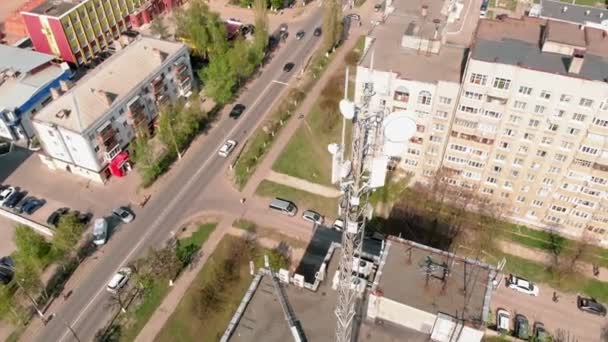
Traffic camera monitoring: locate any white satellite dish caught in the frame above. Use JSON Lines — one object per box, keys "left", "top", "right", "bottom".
{"left": 382, "top": 111, "right": 417, "bottom": 157}
{"left": 339, "top": 99, "right": 356, "bottom": 120}
{"left": 327, "top": 143, "right": 340, "bottom": 155}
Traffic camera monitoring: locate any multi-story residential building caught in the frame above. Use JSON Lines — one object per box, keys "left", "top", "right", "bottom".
{"left": 21, "top": 0, "right": 183, "bottom": 65}
{"left": 0, "top": 44, "right": 72, "bottom": 142}
{"left": 447, "top": 16, "right": 608, "bottom": 242}
{"left": 32, "top": 36, "right": 193, "bottom": 183}
{"left": 356, "top": 0, "right": 477, "bottom": 180}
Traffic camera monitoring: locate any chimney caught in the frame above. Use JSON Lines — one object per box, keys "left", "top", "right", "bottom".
{"left": 562, "top": 5, "right": 568, "bottom": 12}
{"left": 91, "top": 88, "right": 113, "bottom": 106}
{"left": 152, "top": 48, "right": 165, "bottom": 63}
{"left": 569, "top": 50, "right": 585, "bottom": 74}
{"left": 50, "top": 87, "right": 62, "bottom": 100}
{"left": 421, "top": 5, "right": 428, "bottom": 17}
{"left": 59, "top": 79, "right": 73, "bottom": 92}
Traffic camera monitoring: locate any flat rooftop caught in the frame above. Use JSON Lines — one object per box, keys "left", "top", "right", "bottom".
{"left": 377, "top": 237, "right": 492, "bottom": 326}
{"left": 33, "top": 37, "right": 186, "bottom": 133}
{"left": 539, "top": 0, "right": 608, "bottom": 25}
{"left": 28, "top": 0, "right": 79, "bottom": 17}
{"left": 229, "top": 250, "right": 340, "bottom": 341}
{"left": 473, "top": 17, "right": 608, "bottom": 82}
{"left": 360, "top": 0, "right": 474, "bottom": 83}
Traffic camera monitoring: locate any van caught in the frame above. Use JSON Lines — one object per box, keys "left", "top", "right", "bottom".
{"left": 93, "top": 218, "right": 108, "bottom": 246}
{"left": 269, "top": 198, "right": 297, "bottom": 216}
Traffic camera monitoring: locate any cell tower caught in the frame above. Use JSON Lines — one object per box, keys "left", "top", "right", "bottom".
{"left": 330, "top": 58, "right": 416, "bottom": 342}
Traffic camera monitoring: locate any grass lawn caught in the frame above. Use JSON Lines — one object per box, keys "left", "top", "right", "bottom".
{"left": 255, "top": 180, "right": 339, "bottom": 218}
{"left": 496, "top": 251, "right": 608, "bottom": 303}
{"left": 179, "top": 223, "right": 217, "bottom": 246}
{"left": 154, "top": 236, "right": 265, "bottom": 342}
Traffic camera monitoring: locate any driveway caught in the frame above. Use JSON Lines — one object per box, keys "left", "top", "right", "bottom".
{"left": 491, "top": 281, "right": 607, "bottom": 341}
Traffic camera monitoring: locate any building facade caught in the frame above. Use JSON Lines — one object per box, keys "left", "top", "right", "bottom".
{"left": 32, "top": 37, "right": 193, "bottom": 183}
{"left": 0, "top": 44, "right": 72, "bottom": 142}
{"left": 21, "top": 0, "right": 183, "bottom": 65}
{"left": 357, "top": 9, "right": 608, "bottom": 243}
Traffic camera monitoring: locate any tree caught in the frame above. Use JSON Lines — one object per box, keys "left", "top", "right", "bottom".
{"left": 253, "top": 0, "right": 269, "bottom": 53}
{"left": 201, "top": 56, "right": 237, "bottom": 103}
{"left": 0, "top": 284, "right": 25, "bottom": 324}
{"left": 131, "top": 133, "right": 160, "bottom": 181}
{"left": 270, "top": 0, "right": 283, "bottom": 11}
{"left": 150, "top": 17, "right": 169, "bottom": 39}
{"left": 322, "top": 0, "right": 343, "bottom": 50}
{"left": 52, "top": 213, "right": 86, "bottom": 259}
{"left": 174, "top": 0, "right": 228, "bottom": 59}
{"left": 145, "top": 246, "right": 182, "bottom": 280}
{"left": 13, "top": 225, "right": 52, "bottom": 269}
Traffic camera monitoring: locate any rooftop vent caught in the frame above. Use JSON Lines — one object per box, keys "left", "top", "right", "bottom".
{"left": 562, "top": 5, "right": 568, "bottom": 12}
{"left": 585, "top": 9, "right": 591, "bottom": 16}
{"left": 55, "top": 109, "right": 70, "bottom": 119}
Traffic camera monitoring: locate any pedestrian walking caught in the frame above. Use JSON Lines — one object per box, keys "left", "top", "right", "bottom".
{"left": 552, "top": 291, "right": 559, "bottom": 303}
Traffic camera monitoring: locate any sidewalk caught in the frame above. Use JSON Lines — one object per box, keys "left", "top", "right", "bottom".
{"left": 497, "top": 240, "right": 608, "bottom": 282}
{"left": 266, "top": 170, "right": 341, "bottom": 197}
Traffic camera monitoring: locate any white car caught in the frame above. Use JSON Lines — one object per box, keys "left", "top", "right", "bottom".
{"left": 218, "top": 139, "right": 237, "bottom": 157}
{"left": 496, "top": 309, "right": 510, "bottom": 333}
{"left": 107, "top": 267, "right": 132, "bottom": 293}
{"left": 333, "top": 219, "right": 344, "bottom": 231}
{"left": 302, "top": 210, "right": 323, "bottom": 225}
{"left": 0, "top": 187, "right": 15, "bottom": 206}
{"left": 92, "top": 218, "right": 108, "bottom": 246}
{"left": 506, "top": 274, "right": 539, "bottom": 296}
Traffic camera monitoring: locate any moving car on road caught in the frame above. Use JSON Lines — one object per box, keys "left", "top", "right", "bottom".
{"left": 0, "top": 187, "right": 15, "bottom": 206}
{"left": 514, "top": 314, "right": 529, "bottom": 340}
{"left": 283, "top": 62, "right": 295, "bottom": 72}
{"left": 107, "top": 267, "right": 132, "bottom": 293}
{"left": 92, "top": 218, "right": 108, "bottom": 246}
{"left": 296, "top": 30, "right": 305, "bottom": 40}
{"left": 302, "top": 210, "right": 323, "bottom": 225}
{"left": 496, "top": 309, "right": 510, "bottom": 334}
{"left": 218, "top": 139, "right": 238, "bottom": 157}
{"left": 229, "top": 104, "right": 246, "bottom": 119}
{"left": 506, "top": 274, "right": 539, "bottom": 296}
{"left": 577, "top": 296, "right": 607, "bottom": 316}
{"left": 113, "top": 207, "right": 134, "bottom": 223}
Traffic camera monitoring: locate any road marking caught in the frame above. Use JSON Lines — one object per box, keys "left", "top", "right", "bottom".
{"left": 58, "top": 82, "right": 280, "bottom": 342}
{"left": 272, "top": 80, "right": 289, "bottom": 86}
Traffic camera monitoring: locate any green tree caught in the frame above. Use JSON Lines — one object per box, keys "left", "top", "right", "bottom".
{"left": 200, "top": 56, "right": 237, "bottom": 103}
{"left": 174, "top": 0, "right": 228, "bottom": 59}
{"left": 52, "top": 213, "right": 86, "bottom": 259}
{"left": 270, "top": 0, "right": 283, "bottom": 10}
{"left": 13, "top": 225, "right": 52, "bottom": 268}
{"left": 131, "top": 133, "right": 160, "bottom": 182}
{"left": 145, "top": 246, "right": 182, "bottom": 279}
{"left": 150, "top": 17, "right": 169, "bottom": 39}
{"left": 267, "top": 249, "right": 289, "bottom": 270}
{"left": 0, "top": 284, "right": 24, "bottom": 323}
{"left": 322, "top": 0, "right": 343, "bottom": 50}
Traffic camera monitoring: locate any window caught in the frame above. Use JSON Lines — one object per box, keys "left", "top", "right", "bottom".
{"left": 436, "top": 96, "right": 451, "bottom": 105}
{"left": 567, "top": 127, "right": 580, "bottom": 135}
{"left": 601, "top": 100, "right": 608, "bottom": 111}
{"left": 534, "top": 105, "right": 546, "bottom": 114}
{"left": 509, "top": 115, "right": 522, "bottom": 123}
{"left": 495, "top": 154, "right": 506, "bottom": 162}
{"left": 516, "top": 195, "right": 526, "bottom": 203}
{"left": 482, "top": 188, "right": 495, "bottom": 195}
{"left": 540, "top": 90, "right": 551, "bottom": 100}
{"left": 435, "top": 110, "right": 448, "bottom": 118}
{"left": 523, "top": 133, "right": 534, "bottom": 141}
{"left": 433, "top": 124, "right": 445, "bottom": 131}
{"left": 553, "top": 109, "right": 565, "bottom": 118}
{"left": 469, "top": 73, "right": 488, "bottom": 85}
{"left": 459, "top": 105, "right": 479, "bottom": 114}
{"left": 560, "top": 141, "right": 573, "bottom": 150}
{"left": 450, "top": 144, "right": 468, "bottom": 152}
{"left": 482, "top": 110, "right": 502, "bottom": 119}
{"left": 542, "top": 177, "right": 554, "bottom": 185}
{"left": 536, "top": 150, "right": 547, "bottom": 157}
{"left": 393, "top": 90, "right": 409, "bottom": 102}
{"left": 549, "top": 166, "right": 561, "bottom": 174}
{"left": 417, "top": 91, "right": 432, "bottom": 105}
{"left": 493, "top": 165, "right": 502, "bottom": 173}
{"left": 499, "top": 141, "right": 510, "bottom": 149}
{"left": 528, "top": 119, "right": 540, "bottom": 128}
{"left": 554, "top": 154, "right": 567, "bottom": 162}
{"left": 593, "top": 117, "right": 608, "bottom": 127}
{"left": 429, "top": 135, "right": 442, "bottom": 143}
{"left": 464, "top": 91, "right": 483, "bottom": 100}
{"left": 518, "top": 86, "right": 532, "bottom": 95}
{"left": 486, "top": 177, "right": 497, "bottom": 184}
{"left": 580, "top": 145, "right": 599, "bottom": 155}
{"left": 560, "top": 94, "right": 572, "bottom": 103}
{"left": 541, "top": 137, "right": 553, "bottom": 145}
{"left": 469, "top": 161, "right": 484, "bottom": 168}
{"left": 532, "top": 200, "right": 544, "bottom": 207}
{"left": 503, "top": 128, "right": 516, "bottom": 137}
{"left": 513, "top": 101, "right": 527, "bottom": 110}
{"left": 407, "top": 148, "right": 421, "bottom": 155}
{"left": 513, "top": 158, "right": 524, "bottom": 166}
{"left": 504, "top": 181, "right": 513, "bottom": 189}
{"left": 511, "top": 170, "right": 520, "bottom": 177}
{"left": 551, "top": 205, "right": 567, "bottom": 213}
{"left": 579, "top": 98, "right": 594, "bottom": 107}
{"left": 572, "top": 113, "right": 587, "bottom": 122}
{"left": 548, "top": 123, "right": 559, "bottom": 131}
{"left": 493, "top": 77, "right": 511, "bottom": 90}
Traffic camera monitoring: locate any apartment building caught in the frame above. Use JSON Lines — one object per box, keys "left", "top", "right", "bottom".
{"left": 0, "top": 44, "right": 72, "bottom": 142}
{"left": 445, "top": 16, "right": 608, "bottom": 242}
{"left": 32, "top": 37, "right": 193, "bottom": 183}
{"left": 21, "top": 0, "right": 183, "bottom": 65}
{"left": 355, "top": 0, "right": 476, "bottom": 180}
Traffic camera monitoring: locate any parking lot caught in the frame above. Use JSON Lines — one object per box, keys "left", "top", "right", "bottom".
{"left": 492, "top": 279, "right": 607, "bottom": 341}
{"left": 0, "top": 146, "right": 141, "bottom": 232}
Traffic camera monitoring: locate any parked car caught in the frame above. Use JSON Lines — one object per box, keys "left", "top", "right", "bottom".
{"left": 0, "top": 256, "right": 14, "bottom": 285}
{"left": 112, "top": 207, "right": 134, "bottom": 223}
{"left": 106, "top": 267, "right": 132, "bottom": 293}
{"left": 4, "top": 191, "right": 25, "bottom": 209}
{"left": 496, "top": 309, "right": 510, "bottom": 334}
{"left": 283, "top": 62, "right": 295, "bottom": 72}
{"left": 577, "top": 296, "right": 607, "bottom": 316}
{"left": 21, "top": 198, "right": 44, "bottom": 215}
{"left": 0, "top": 187, "right": 15, "bottom": 206}
{"left": 269, "top": 198, "right": 297, "bottom": 216}
{"left": 533, "top": 322, "right": 550, "bottom": 342}
{"left": 333, "top": 219, "right": 344, "bottom": 231}
{"left": 229, "top": 104, "right": 246, "bottom": 119}
{"left": 73, "top": 211, "right": 93, "bottom": 225}
{"left": 302, "top": 210, "right": 323, "bottom": 225}
{"left": 296, "top": 30, "right": 305, "bottom": 40}
{"left": 218, "top": 139, "right": 238, "bottom": 157}
{"left": 313, "top": 27, "right": 322, "bottom": 36}
{"left": 47, "top": 207, "right": 69, "bottom": 227}
{"left": 506, "top": 274, "right": 539, "bottom": 296}
{"left": 514, "top": 314, "right": 529, "bottom": 340}
{"left": 92, "top": 218, "right": 108, "bottom": 246}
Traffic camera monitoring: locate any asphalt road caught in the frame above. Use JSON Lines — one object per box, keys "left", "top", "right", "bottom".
{"left": 38, "top": 11, "right": 323, "bottom": 342}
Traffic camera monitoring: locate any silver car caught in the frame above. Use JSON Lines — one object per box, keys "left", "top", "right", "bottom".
{"left": 302, "top": 210, "right": 323, "bottom": 225}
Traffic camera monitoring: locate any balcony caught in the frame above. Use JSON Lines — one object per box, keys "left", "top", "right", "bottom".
{"left": 103, "top": 144, "right": 121, "bottom": 162}
{"left": 96, "top": 122, "right": 118, "bottom": 148}
{"left": 173, "top": 62, "right": 188, "bottom": 76}
{"left": 152, "top": 75, "right": 164, "bottom": 95}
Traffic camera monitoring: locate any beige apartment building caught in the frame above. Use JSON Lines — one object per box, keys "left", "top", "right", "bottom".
{"left": 357, "top": 0, "right": 608, "bottom": 244}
